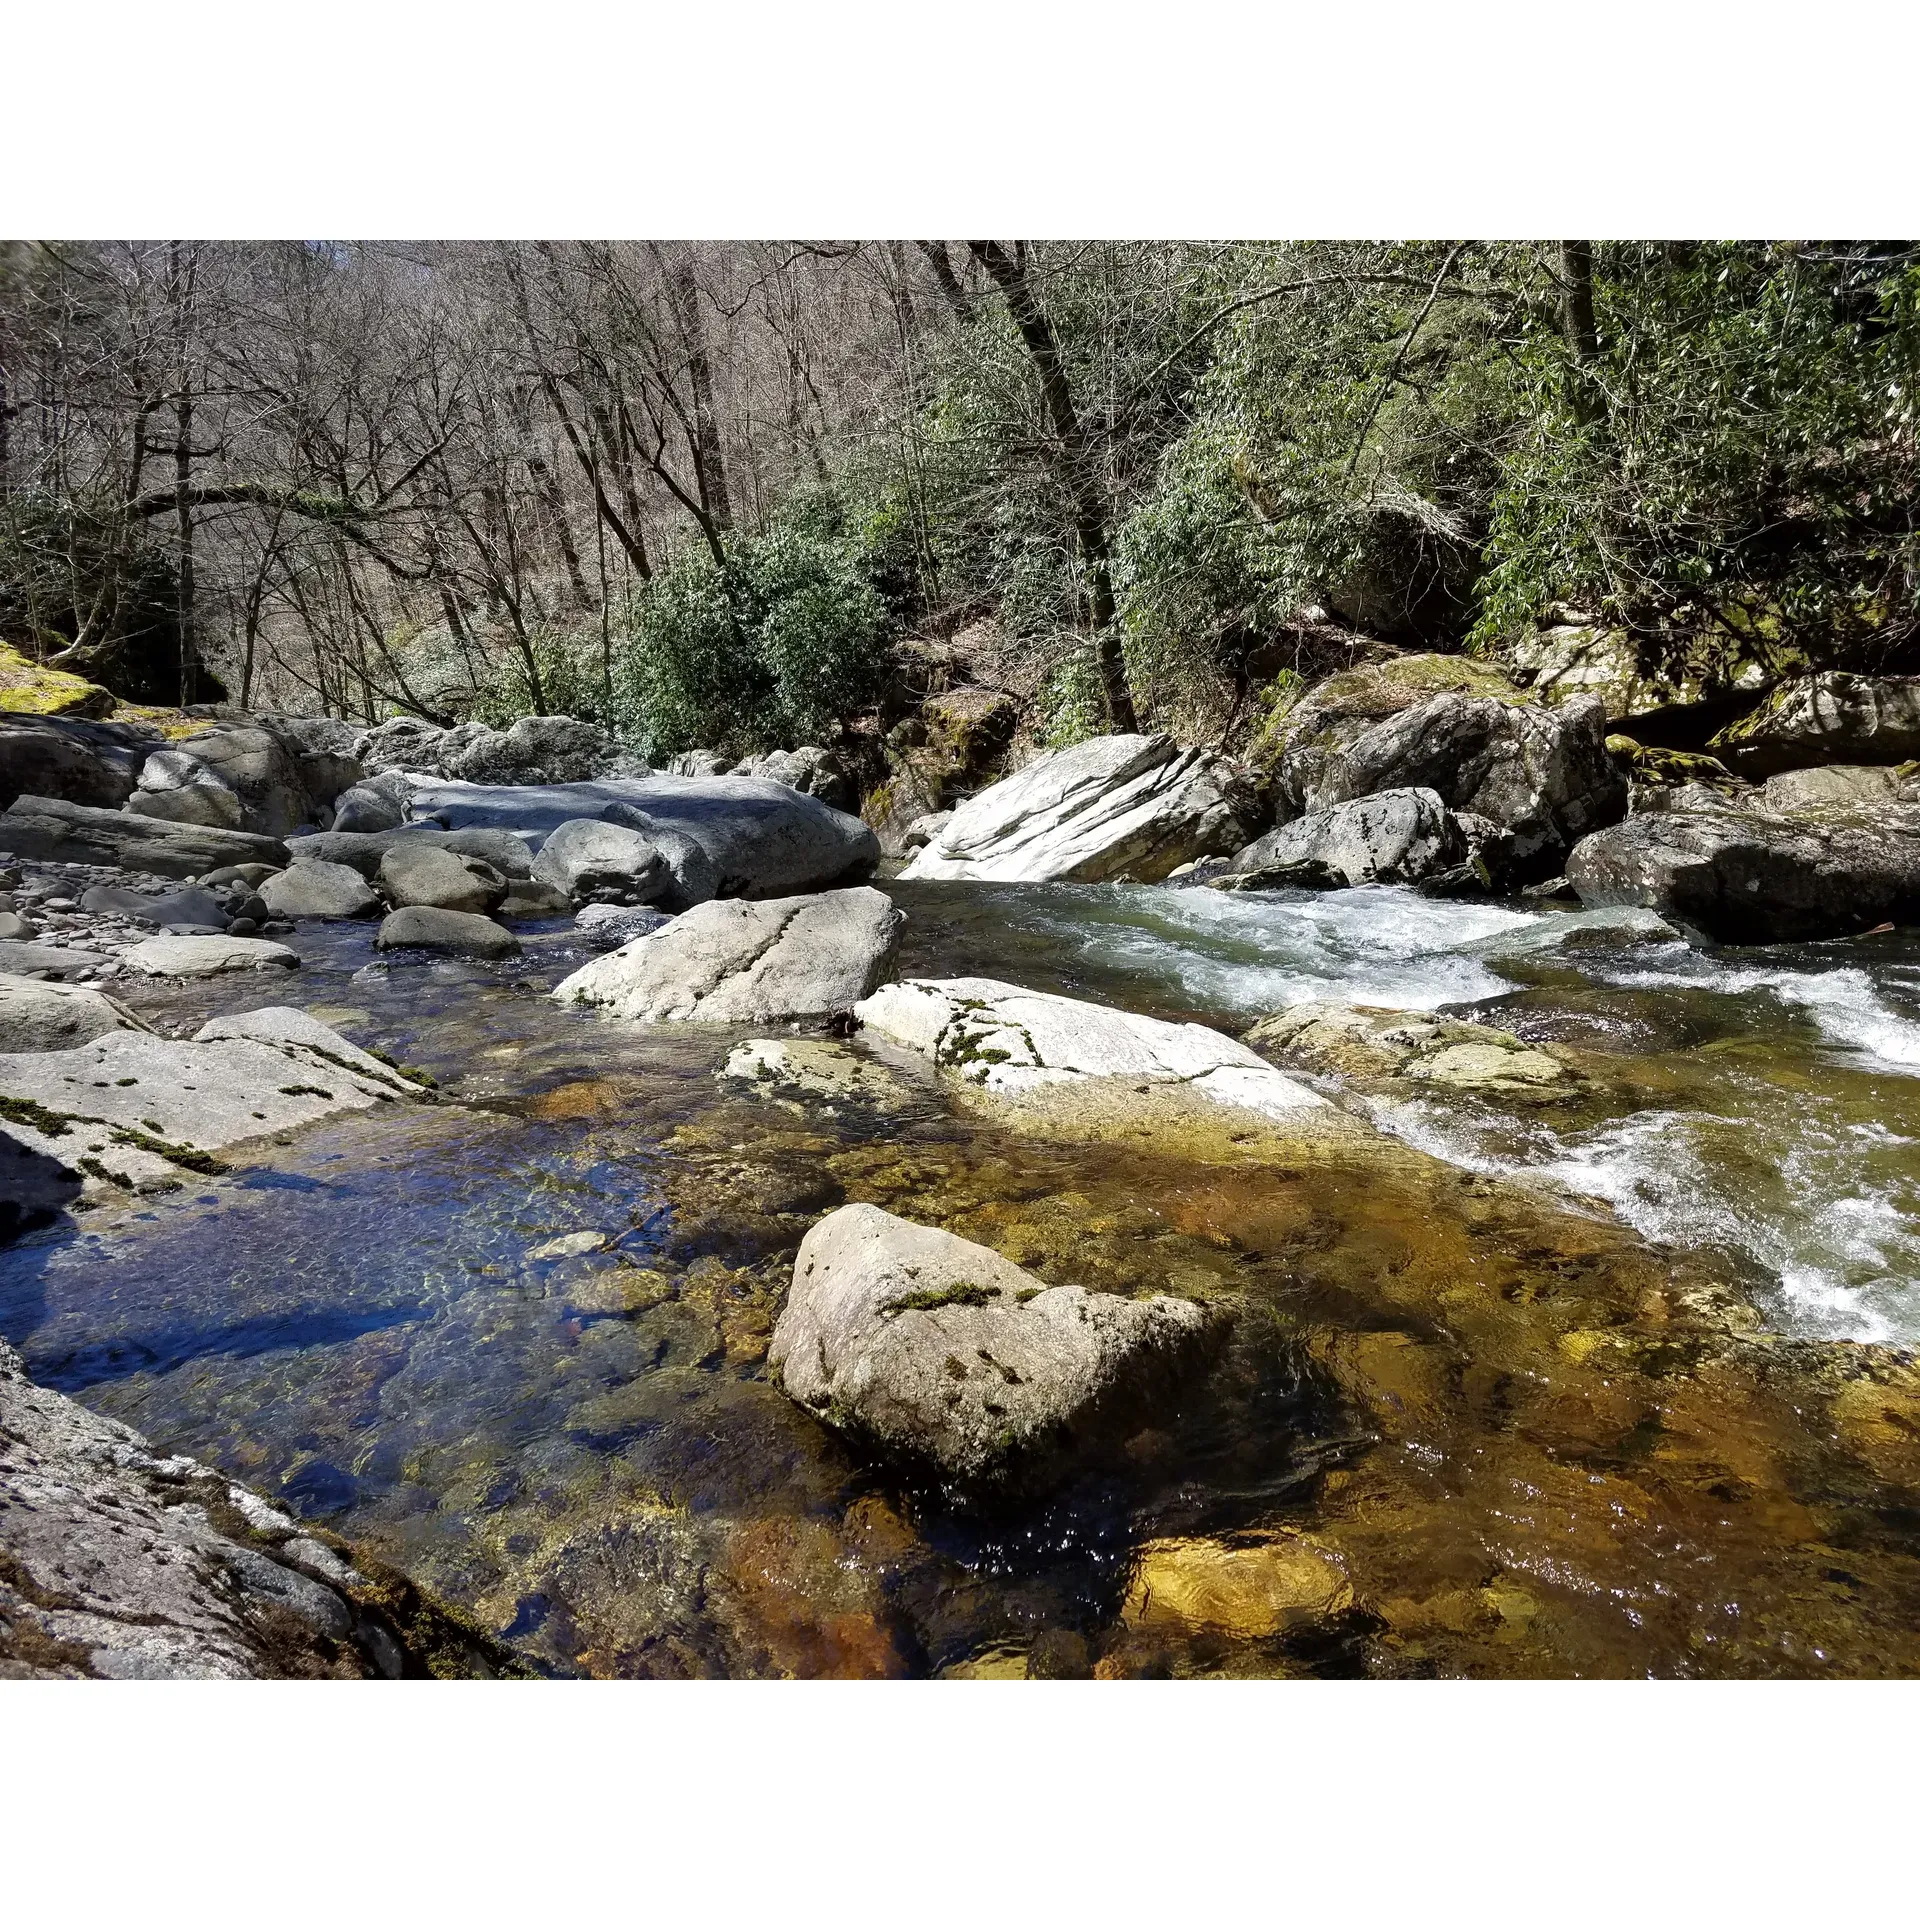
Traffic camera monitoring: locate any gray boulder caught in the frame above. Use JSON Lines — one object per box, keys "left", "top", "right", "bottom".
{"left": 666, "top": 749, "right": 732, "bottom": 777}
{"left": 1287, "top": 691, "right": 1625, "bottom": 883}
{"left": 0, "top": 940, "right": 115, "bottom": 979}
{"left": 0, "top": 712, "right": 155, "bottom": 810}
{"left": 126, "top": 746, "right": 249, "bottom": 831}
{"left": 1567, "top": 792, "right": 1920, "bottom": 942}
{"left": 330, "top": 782, "right": 406, "bottom": 833}
{"left": 901, "top": 809, "right": 952, "bottom": 852}
{"left": 596, "top": 802, "right": 722, "bottom": 908}
{"left": 408, "top": 774, "right": 879, "bottom": 900}
{"left": 730, "top": 745, "right": 857, "bottom": 814}
{"left": 440, "top": 826, "right": 534, "bottom": 879}
{"left": 902, "top": 733, "right": 1260, "bottom": 884}
{"left": 499, "top": 879, "right": 573, "bottom": 918}
{"left": 287, "top": 825, "right": 448, "bottom": 876}
{"left": 770, "top": 1203, "right": 1214, "bottom": 1495}
{"left": 1759, "top": 764, "right": 1906, "bottom": 812}
{"left": 530, "top": 817, "right": 670, "bottom": 906}
{"left": 124, "top": 723, "right": 333, "bottom": 838}
{"left": 375, "top": 906, "right": 520, "bottom": 959}
{"left": 1711, "top": 672, "right": 1920, "bottom": 778}
{"left": 79, "top": 882, "right": 227, "bottom": 927}
{"left": 553, "top": 885, "right": 902, "bottom": 1025}
{"left": 0, "top": 975, "right": 150, "bottom": 1052}
{"left": 378, "top": 840, "right": 506, "bottom": 914}
{"left": 0, "top": 794, "right": 287, "bottom": 879}
{"left": 1221, "top": 786, "right": 1465, "bottom": 890}
{"left": 259, "top": 860, "right": 380, "bottom": 920}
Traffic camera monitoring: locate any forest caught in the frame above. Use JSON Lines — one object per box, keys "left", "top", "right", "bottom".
{"left": 4, "top": 239, "right": 1917, "bottom": 774}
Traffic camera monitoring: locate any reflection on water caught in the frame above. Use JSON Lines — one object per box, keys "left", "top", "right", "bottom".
{"left": 5, "top": 885, "right": 1920, "bottom": 1677}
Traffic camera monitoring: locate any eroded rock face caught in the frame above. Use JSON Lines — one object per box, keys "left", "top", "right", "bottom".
{"left": 1567, "top": 793, "right": 1920, "bottom": 943}
{"left": 355, "top": 714, "right": 634, "bottom": 786}
{"left": 0, "top": 975, "right": 150, "bottom": 1053}
{"left": 853, "top": 977, "right": 1331, "bottom": 1123}
{"left": 404, "top": 775, "right": 881, "bottom": 900}
{"left": 0, "top": 794, "right": 287, "bottom": 879}
{"left": 1289, "top": 692, "right": 1626, "bottom": 882}
{"left": 125, "top": 722, "right": 354, "bottom": 840}
{"left": 554, "top": 887, "right": 902, "bottom": 1025}
{"left": 1221, "top": 787, "right": 1465, "bottom": 890}
{"left": 901, "top": 733, "right": 1261, "bottom": 884}
{"left": 1712, "top": 672, "right": 1920, "bottom": 777}
{"left": 769, "top": 1203, "right": 1214, "bottom": 1495}
{"left": 0, "top": 1337, "right": 514, "bottom": 1678}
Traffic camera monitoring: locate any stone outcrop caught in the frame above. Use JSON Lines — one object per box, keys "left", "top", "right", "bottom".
{"left": 0, "top": 794, "right": 287, "bottom": 879}
{"left": 1711, "top": 672, "right": 1920, "bottom": 778}
{"left": 0, "top": 640, "right": 117, "bottom": 720}
{"left": 901, "top": 733, "right": 1261, "bottom": 884}
{"left": 374, "top": 905, "right": 521, "bottom": 959}
{"left": 853, "top": 976, "right": 1332, "bottom": 1123}
{"left": 124, "top": 720, "right": 361, "bottom": 839}
{"left": 0, "top": 1337, "right": 516, "bottom": 1678}
{"left": 1285, "top": 691, "right": 1626, "bottom": 883}
{"left": 407, "top": 774, "right": 881, "bottom": 900}
{"left": 554, "top": 886, "right": 902, "bottom": 1025}
{"left": 769, "top": 1203, "right": 1214, "bottom": 1496}
{"left": 0, "top": 712, "right": 155, "bottom": 810}
{"left": 728, "top": 746, "right": 857, "bottom": 814}
{"left": 864, "top": 688, "right": 1018, "bottom": 856}
{"left": 356, "top": 713, "right": 636, "bottom": 785}
{"left": 1567, "top": 791, "right": 1920, "bottom": 943}
{"left": 1219, "top": 787, "right": 1466, "bottom": 890}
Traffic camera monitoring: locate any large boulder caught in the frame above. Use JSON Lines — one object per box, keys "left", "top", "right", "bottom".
{"left": 1286, "top": 691, "right": 1625, "bottom": 882}
{"left": 329, "top": 782, "right": 406, "bottom": 834}
{"left": 0, "top": 794, "right": 287, "bottom": 879}
{"left": 0, "top": 975, "right": 150, "bottom": 1053}
{"left": 405, "top": 774, "right": 881, "bottom": 899}
{"left": 900, "top": 733, "right": 1261, "bottom": 884}
{"left": 1245, "top": 1002, "right": 1578, "bottom": 1103}
{"left": 1566, "top": 791, "right": 1920, "bottom": 943}
{"left": 529, "top": 818, "right": 671, "bottom": 906}
{"left": 0, "top": 711, "right": 155, "bottom": 809}
{"left": 853, "top": 977, "right": 1331, "bottom": 1123}
{"left": 259, "top": 860, "right": 380, "bottom": 920}
{"left": 553, "top": 886, "right": 902, "bottom": 1025}
{"left": 439, "top": 826, "right": 534, "bottom": 879}
{"left": 356, "top": 714, "right": 631, "bottom": 785}
{"left": 1711, "top": 672, "right": 1920, "bottom": 778}
{"left": 1220, "top": 787, "right": 1466, "bottom": 890}
{"left": 769, "top": 1203, "right": 1214, "bottom": 1496}
{"left": 1759, "top": 764, "right": 1906, "bottom": 812}
{"left": 378, "top": 840, "right": 506, "bottom": 914}
{"left": 124, "top": 724, "right": 318, "bottom": 839}
{"left": 374, "top": 905, "right": 520, "bottom": 958}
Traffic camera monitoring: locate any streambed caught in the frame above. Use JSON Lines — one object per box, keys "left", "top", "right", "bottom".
{"left": 7, "top": 880, "right": 1920, "bottom": 1677}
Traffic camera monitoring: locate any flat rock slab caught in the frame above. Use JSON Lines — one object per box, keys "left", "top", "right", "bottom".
{"left": 120, "top": 934, "right": 299, "bottom": 977}
{"left": 374, "top": 905, "right": 520, "bottom": 958}
{"left": 554, "top": 886, "right": 902, "bottom": 1025}
{"left": 0, "top": 940, "right": 116, "bottom": 979}
{"left": 902, "top": 732, "right": 1254, "bottom": 884}
{"left": 854, "top": 976, "right": 1331, "bottom": 1122}
{"left": 770, "top": 1202, "right": 1214, "bottom": 1495}
{"left": 403, "top": 773, "right": 880, "bottom": 899}
{"left": 0, "top": 974, "right": 151, "bottom": 1053}
{"left": 0, "top": 793, "right": 287, "bottom": 878}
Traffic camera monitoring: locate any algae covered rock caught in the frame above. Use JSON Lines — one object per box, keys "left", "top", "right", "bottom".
{"left": 770, "top": 1203, "right": 1215, "bottom": 1496}
{"left": 1711, "top": 671, "right": 1920, "bottom": 777}
{"left": 1244, "top": 1001, "right": 1579, "bottom": 1102}
{"left": 0, "top": 640, "right": 116, "bottom": 718}
{"left": 1121, "top": 1534, "right": 1353, "bottom": 1638}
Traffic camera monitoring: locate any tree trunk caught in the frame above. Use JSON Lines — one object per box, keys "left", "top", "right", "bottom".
{"left": 668, "top": 257, "right": 732, "bottom": 533}
{"left": 175, "top": 383, "right": 196, "bottom": 706}
{"left": 1560, "top": 241, "right": 1601, "bottom": 424}
{"left": 968, "top": 241, "right": 1138, "bottom": 733}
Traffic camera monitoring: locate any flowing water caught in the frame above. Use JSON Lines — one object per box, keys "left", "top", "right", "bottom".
{"left": 8, "top": 879, "right": 1920, "bottom": 1676}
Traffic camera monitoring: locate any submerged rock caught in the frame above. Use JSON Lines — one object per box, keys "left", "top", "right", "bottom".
{"left": 901, "top": 733, "right": 1259, "bottom": 884}
{"left": 854, "top": 976, "right": 1332, "bottom": 1123}
{"left": 1220, "top": 786, "right": 1466, "bottom": 890}
{"left": 770, "top": 1203, "right": 1214, "bottom": 1495}
{"left": 1120, "top": 1534, "right": 1353, "bottom": 1639}
{"left": 1245, "top": 1001, "right": 1579, "bottom": 1102}
{"left": 554, "top": 886, "right": 902, "bottom": 1025}
{"left": 375, "top": 905, "right": 521, "bottom": 959}
{"left": 1567, "top": 793, "right": 1920, "bottom": 943}
{"left": 0, "top": 1337, "right": 514, "bottom": 1678}
{"left": 720, "top": 1035, "right": 914, "bottom": 1111}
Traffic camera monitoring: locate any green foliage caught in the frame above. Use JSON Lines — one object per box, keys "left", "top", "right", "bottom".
{"left": 618, "top": 513, "right": 887, "bottom": 758}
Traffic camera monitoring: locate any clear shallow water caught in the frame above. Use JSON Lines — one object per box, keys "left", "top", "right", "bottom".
{"left": 9, "top": 883, "right": 1920, "bottom": 1676}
